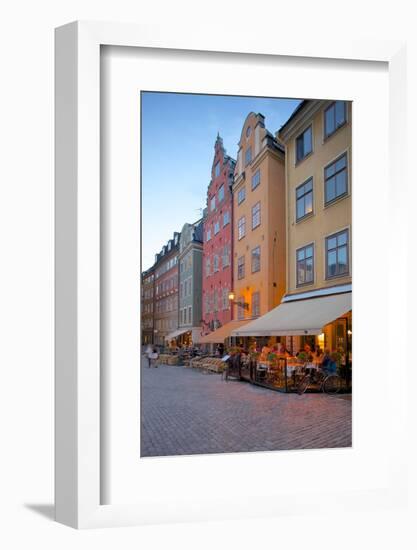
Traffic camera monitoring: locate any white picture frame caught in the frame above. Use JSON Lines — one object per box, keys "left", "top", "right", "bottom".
{"left": 55, "top": 21, "right": 408, "bottom": 529}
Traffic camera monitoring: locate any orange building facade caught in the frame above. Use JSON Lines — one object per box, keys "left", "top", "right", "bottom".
{"left": 232, "top": 113, "right": 286, "bottom": 322}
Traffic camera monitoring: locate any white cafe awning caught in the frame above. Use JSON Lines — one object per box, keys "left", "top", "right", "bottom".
{"left": 231, "top": 292, "right": 351, "bottom": 337}
{"left": 165, "top": 328, "right": 189, "bottom": 341}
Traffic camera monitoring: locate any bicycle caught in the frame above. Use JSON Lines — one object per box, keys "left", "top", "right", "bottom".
{"left": 297, "top": 367, "right": 342, "bottom": 395}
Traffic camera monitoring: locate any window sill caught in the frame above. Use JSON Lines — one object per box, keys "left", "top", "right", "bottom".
{"left": 295, "top": 150, "right": 313, "bottom": 167}
{"left": 323, "top": 121, "right": 347, "bottom": 143}
{"left": 324, "top": 192, "right": 349, "bottom": 209}
{"left": 296, "top": 281, "right": 314, "bottom": 289}
{"left": 325, "top": 272, "right": 350, "bottom": 282}
{"left": 295, "top": 212, "right": 314, "bottom": 224}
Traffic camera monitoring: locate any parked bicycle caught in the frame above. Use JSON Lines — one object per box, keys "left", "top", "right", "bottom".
{"left": 297, "top": 366, "right": 342, "bottom": 395}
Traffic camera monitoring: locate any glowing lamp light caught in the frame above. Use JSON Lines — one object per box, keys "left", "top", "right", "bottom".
{"left": 228, "top": 291, "right": 235, "bottom": 301}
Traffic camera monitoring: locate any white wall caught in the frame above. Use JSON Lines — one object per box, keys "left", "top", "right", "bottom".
{"left": 1, "top": 0, "right": 416, "bottom": 548}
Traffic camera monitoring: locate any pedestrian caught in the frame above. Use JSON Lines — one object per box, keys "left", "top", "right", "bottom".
{"left": 149, "top": 346, "right": 159, "bottom": 368}
{"left": 145, "top": 344, "right": 153, "bottom": 368}
{"left": 216, "top": 342, "right": 225, "bottom": 357}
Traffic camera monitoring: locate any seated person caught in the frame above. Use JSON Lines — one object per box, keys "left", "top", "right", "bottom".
{"left": 321, "top": 349, "right": 337, "bottom": 375}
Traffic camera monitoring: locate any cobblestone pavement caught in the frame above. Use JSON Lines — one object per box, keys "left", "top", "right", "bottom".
{"left": 141, "top": 363, "right": 352, "bottom": 457}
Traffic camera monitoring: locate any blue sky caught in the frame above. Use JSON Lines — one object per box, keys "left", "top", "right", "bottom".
{"left": 141, "top": 92, "right": 301, "bottom": 271}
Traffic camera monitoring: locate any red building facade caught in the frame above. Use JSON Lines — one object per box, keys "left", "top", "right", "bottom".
{"left": 202, "top": 135, "right": 236, "bottom": 334}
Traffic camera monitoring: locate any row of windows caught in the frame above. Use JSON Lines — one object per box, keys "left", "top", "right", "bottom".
{"left": 209, "top": 183, "right": 226, "bottom": 213}
{"left": 142, "top": 318, "right": 153, "bottom": 329}
{"left": 155, "top": 318, "right": 176, "bottom": 331}
{"left": 155, "top": 274, "right": 178, "bottom": 296}
{"left": 237, "top": 201, "right": 261, "bottom": 240}
{"left": 204, "top": 287, "right": 230, "bottom": 314}
{"left": 155, "top": 295, "right": 177, "bottom": 313}
{"left": 142, "top": 288, "right": 154, "bottom": 300}
{"left": 180, "top": 277, "right": 192, "bottom": 299}
{"left": 155, "top": 255, "right": 178, "bottom": 279}
{"left": 296, "top": 153, "right": 348, "bottom": 221}
{"left": 236, "top": 169, "right": 261, "bottom": 207}
{"left": 179, "top": 252, "right": 192, "bottom": 273}
{"left": 205, "top": 245, "right": 231, "bottom": 276}
{"left": 180, "top": 306, "right": 193, "bottom": 326}
{"left": 206, "top": 209, "right": 230, "bottom": 242}
{"left": 237, "top": 245, "right": 261, "bottom": 279}
{"left": 295, "top": 101, "right": 347, "bottom": 164}
{"left": 237, "top": 291, "right": 260, "bottom": 320}
{"left": 296, "top": 228, "right": 349, "bottom": 287}
{"left": 142, "top": 303, "right": 154, "bottom": 314}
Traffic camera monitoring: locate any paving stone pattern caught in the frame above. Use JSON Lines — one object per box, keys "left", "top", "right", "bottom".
{"left": 141, "top": 363, "right": 352, "bottom": 457}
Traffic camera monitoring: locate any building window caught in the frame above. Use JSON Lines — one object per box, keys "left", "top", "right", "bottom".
{"left": 214, "top": 221, "right": 220, "bottom": 235}
{"left": 251, "top": 246, "right": 261, "bottom": 273}
{"left": 205, "top": 294, "right": 209, "bottom": 315}
{"left": 252, "top": 292, "right": 260, "bottom": 318}
{"left": 222, "top": 244, "right": 230, "bottom": 267}
{"left": 210, "top": 196, "right": 216, "bottom": 211}
{"left": 205, "top": 257, "right": 211, "bottom": 277}
{"left": 326, "top": 229, "right": 349, "bottom": 279}
{"left": 238, "top": 216, "right": 246, "bottom": 240}
{"left": 223, "top": 210, "right": 230, "bottom": 227}
{"left": 218, "top": 184, "right": 224, "bottom": 202}
{"left": 180, "top": 282, "right": 183, "bottom": 298}
{"left": 245, "top": 147, "right": 252, "bottom": 166}
{"left": 237, "top": 255, "right": 245, "bottom": 280}
{"left": 188, "top": 306, "right": 192, "bottom": 324}
{"left": 325, "top": 153, "right": 348, "bottom": 205}
{"left": 251, "top": 169, "right": 260, "bottom": 190}
{"left": 296, "top": 125, "right": 312, "bottom": 163}
{"left": 237, "top": 186, "right": 246, "bottom": 205}
{"left": 213, "top": 289, "right": 218, "bottom": 312}
{"left": 213, "top": 254, "right": 219, "bottom": 272}
{"left": 206, "top": 229, "right": 211, "bottom": 242}
{"left": 214, "top": 161, "right": 220, "bottom": 178}
{"left": 246, "top": 126, "right": 251, "bottom": 138}
{"left": 296, "top": 244, "right": 314, "bottom": 286}
{"left": 252, "top": 201, "right": 261, "bottom": 229}
{"left": 237, "top": 295, "right": 245, "bottom": 320}
{"left": 222, "top": 287, "right": 229, "bottom": 310}
{"left": 324, "top": 101, "right": 347, "bottom": 138}
{"left": 296, "top": 177, "right": 313, "bottom": 221}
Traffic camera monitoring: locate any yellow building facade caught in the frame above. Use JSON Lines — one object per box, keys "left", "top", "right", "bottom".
{"left": 232, "top": 113, "right": 286, "bottom": 321}
{"left": 278, "top": 99, "right": 352, "bottom": 353}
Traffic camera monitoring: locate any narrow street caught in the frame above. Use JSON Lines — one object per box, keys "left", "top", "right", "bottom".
{"left": 141, "top": 363, "right": 352, "bottom": 457}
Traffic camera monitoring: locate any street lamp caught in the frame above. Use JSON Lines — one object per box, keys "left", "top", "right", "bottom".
{"left": 228, "top": 291, "right": 249, "bottom": 310}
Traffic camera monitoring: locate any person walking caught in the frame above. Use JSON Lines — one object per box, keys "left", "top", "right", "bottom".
{"left": 145, "top": 344, "right": 153, "bottom": 368}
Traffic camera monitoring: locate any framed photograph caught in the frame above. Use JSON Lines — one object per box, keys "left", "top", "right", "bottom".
{"left": 55, "top": 21, "right": 408, "bottom": 528}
